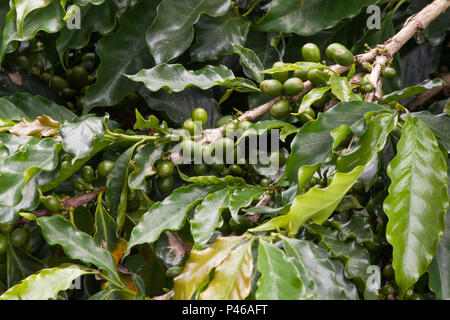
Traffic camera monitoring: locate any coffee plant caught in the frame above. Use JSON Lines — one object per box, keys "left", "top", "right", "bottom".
{"left": 0, "top": 0, "right": 448, "bottom": 301}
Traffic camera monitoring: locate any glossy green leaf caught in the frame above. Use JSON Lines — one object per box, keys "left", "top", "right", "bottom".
{"left": 0, "top": 135, "right": 61, "bottom": 207}
{"left": 15, "top": 0, "right": 54, "bottom": 38}
{"left": 173, "top": 235, "right": 244, "bottom": 300}
{"left": 236, "top": 120, "right": 297, "bottom": 144}
{"left": 191, "top": 188, "right": 229, "bottom": 248}
{"left": 330, "top": 76, "right": 360, "bottom": 102}
{"left": 191, "top": 9, "right": 250, "bottom": 62}
{"left": 228, "top": 187, "right": 266, "bottom": 221}
{"left": 285, "top": 101, "right": 384, "bottom": 184}
{"left": 105, "top": 143, "right": 139, "bottom": 230}
{"left": 138, "top": 87, "right": 222, "bottom": 126}
{"left": 306, "top": 223, "right": 372, "bottom": 290}
{"left": 37, "top": 215, "right": 120, "bottom": 283}
{"left": 217, "top": 77, "right": 261, "bottom": 93}
{"left": 0, "top": 97, "right": 27, "bottom": 120}
{"left": 328, "top": 213, "right": 376, "bottom": 246}
{"left": 0, "top": 265, "right": 94, "bottom": 300}
{"left": 232, "top": 44, "right": 264, "bottom": 83}
{"left": 4, "top": 93, "right": 76, "bottom": 122}
{"left": 384, "top": 116, "right": 449, "bottom": 297}
{"left": 297, "top": 87, "right": 331, "bottom": 113}
{"left": 281, "top": 236, "right": 359, "bottom": 299}
{"left": 6, "top": 238, "right": 47, "bottom": 287}
{"left": 261, "top": 61, "right": 331, "bottom": 74}
{"left": 128, "top": 143, "right": 163, "bottom": 192}
{"left": 56, "top": 0, "right": 119, "bottom": 67}
{"left": 410, "top": 112, "right": 450, "bottom": 152}
{"left": 0, "top": 1, "right": 65, "bottom": 63}
{"left": 83, "top": 0, "right": 158, "bottom": 112}
{"left": 200, "top": 239, "right": 253, "bottom": 300}
{"left": 127, "top": 64, "right": 235, "bottom": 93}
{"left": 127, "top": 184, "right": 218, "bottom": 251}
{"left": 60, "top": 115, "right": 108, "bottom": 163}
{"left": 94, "top": 192, "right": 119, "bottom": 253}
{"left": 254, "top": 0, "right": 379, "bottom": 35}
{"left": 256, "top": 240, "right": 305, "bottom": 300}
{"left": 255, "top": 112, "right": 395, "bottom": 233}
{"left": 0, "top": 174, "right": 39, "bottom": 223}
{"left": 146, "top": 0, "right": 231, "bottom": 64}
{"left": 381, "top": 79, "right": 446, "bottom": 104}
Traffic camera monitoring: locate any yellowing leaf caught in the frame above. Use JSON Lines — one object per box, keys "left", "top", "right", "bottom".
{"left": 173, "top": 235, "right": 244, "bottom": 300}
{"left": 199, "top": 240, "right": 253, "bottom": 300}
{"left": 0, "top": 265, "right": 94, "bottom": 300}
{"left": 7, "top": 116, "right": 61, "bottom": 137}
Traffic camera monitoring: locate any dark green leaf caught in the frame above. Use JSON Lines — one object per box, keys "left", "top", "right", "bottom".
{"left": 146, "top": 0, "right": 231, "bottom": 64}
{"left": 384, "top": 116, "right": 448, "bottom": 297}
{"left": 381, "top": 79, "right": 446, "bottom": 104}
{"left": 37, "top": 215, "right": 120, "bottom": 283}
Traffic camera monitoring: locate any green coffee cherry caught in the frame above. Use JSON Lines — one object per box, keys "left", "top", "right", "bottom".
{"left": 260, "top": 177, "right": 271, "bottom": 187}
{"left": 97, "top": 160, "right": 115, "bottom": 178}
{"left": 50, "top": 76, "right": 69, "bottom": 92}
{"left": 16, "top": 55, "right": 30, "bottom": 69}
{"left": 193, "top": 164, "right": 209, "bottom": 176}
{"left": 73, "top": 177, "right": 89, "bottom": 191}
{"left": 333, "top": 48, "right": 354, "bottom": 66}
{"left": 361, "top": 62, "right": 372, "bottom": 72}
{"left": 42, "top": 195, "right": 62, "bottom": 212}
{"left": 271, "top": 61, "right": 289, "bottom": 83}
{"left": 260, "top": 79, "right": 283, "bottom": 97}
{"left": 62, "top": 88, "right": 77, "bottom": 99}
{"left": 294, "top": 69, "right": 308, "bottom": 81}
{"left": 382, "top": 264, "right": 395, "bottom": 280}
{"left": 156, "top": 160, "right": 174, "bottom": 178}
{"left": 237, "top": 120, "right": 252, "bottom": 132}
{"left": 215, "top": 115, "right": 233, "bottom": 128}
{"left": 360, "top": 74, "right": 371, "bottom": 86}
{"left": 325, "top": 43, "right": 347, "bottom": 60}
{"left": 157, "top": 176, "right": 174, "bottom": 194}
{"left": 270, "top": 99, "right": 290, "bottom": 120}
{"left": 283, "top": 78, "right": 304, "bottom": 96}
{"left": 224, "top": 121, "right": 237, "bottom": 137}
{"left": 302, "top": 43, "right": 321, "bottom": 63}
{"left": 67, "top": 65, "right": 89, "bottom": 89}
{"left": 10, "top": 228, "right": 29, "bottom": 247}
{"left": 361, "top": 84, "right": 374, "bottom": 93}
{"left": 183, "top": 118, "right": 196, "bottom": 135}
{"left": 192, "top": 107, "right": 208, "bottom": 126}
{"left": 229, "top": 164, "right": 244, "bottom": 177}
{"left": 307, "top": 69, "right": 330, "bottom": 87}
{"left": 382, "top": 67, "right": 396, "bottom": 79}
{"left": 82, "top": 165, "right": 95, "bottom": 183}
{"left": 0, "top": 224, "right": 13, "bottom": 234}
{"left": 269, "top": 151, "right": 287, "bottom": 167}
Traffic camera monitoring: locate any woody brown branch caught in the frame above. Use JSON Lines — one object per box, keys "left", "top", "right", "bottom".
{"left": 13, "top": 186, "right": 107, "bottom": 226}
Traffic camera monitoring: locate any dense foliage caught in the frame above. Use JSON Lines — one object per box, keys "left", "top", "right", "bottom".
{"left": 0, "top": 0, "right": 448, "bottom": 300}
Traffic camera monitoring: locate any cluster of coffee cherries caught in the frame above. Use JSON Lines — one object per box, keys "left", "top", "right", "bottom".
{"left": 257, "top": 42, "right": 397, "bottom": 123}
{"left": 179, "top": 107, "right": 287, "bottom": 187}
{"left": 13, "top": 47, "right": 97, "bottom": 112}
